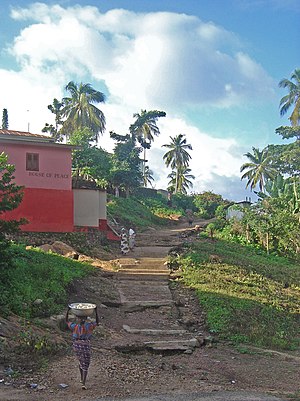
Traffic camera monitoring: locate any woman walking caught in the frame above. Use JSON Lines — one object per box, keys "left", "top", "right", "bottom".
{"left": 66, "top": 305, "right": 99, "bottom": 389}
{"left": 120, "top": 227, "right": 129, "bottom": 255}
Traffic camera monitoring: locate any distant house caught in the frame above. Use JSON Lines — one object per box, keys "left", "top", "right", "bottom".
{"left": 226, "top": 200, "right": 252, "bottom": 221}
{"left": 0, "top": 129, "right": 118, "bottom": 239}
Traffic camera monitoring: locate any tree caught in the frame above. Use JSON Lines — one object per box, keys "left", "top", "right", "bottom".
{"left": 70, "top": 128, "right": 112, "bottom": 189}
{"left": 167, "top": 166, "right": 194, "bottom": 194}
{"left": 42, "top": 98, "right": 64, "bottom": 141}
{"left": 193, "top": 191, "right": 225, "bottom": 218}
{"left": 240, "top": 147, "right": 277, "bottom": 193}
{"left": 110, "top": 131, "right": 143, "bottom": 197}
{"left": 143, "top": 166, "right": 155, "bottom": 188}
{"left": 2, "top": 109, "right": 8, "bottom": 129}
{"left": 61, "top": 81, "right": 106, "bottom": 141}
{"left": 279, "top": 68, "right": 300, "bottom": 126}
{"left": 129, "top": 109, "right": 166, "bottom": 181}
{"left": 0, "top": 152, "right": 26, "bottom": 233}
{"left": 163, "top": 134, "right": 192, "bottom": 194}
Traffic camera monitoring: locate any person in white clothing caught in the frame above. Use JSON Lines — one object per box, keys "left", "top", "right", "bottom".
{"left": 128, "top": 228, "right": 136, "bottom": 251}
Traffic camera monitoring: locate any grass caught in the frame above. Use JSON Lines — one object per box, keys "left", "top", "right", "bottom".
{"left": 1, "top": 244, "right": 92, "bottom": 318}
{"left": 176, "top": 237, "right": 300, "bottom": 350}
{"left": 107, "top": 195, "right": 176, "bottom": 229}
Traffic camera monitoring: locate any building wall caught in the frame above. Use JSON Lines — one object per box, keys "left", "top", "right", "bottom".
{"left": 3, "top": 188, "right": 74, "bottom": 232}
{"left": 1, "top": 141, "right": 74, "bottom": 232}
{"left": 2, "top": 143, "right": 72, "bottom": 190}
{"left": 73, "top": 189, "right": 107, "bottom": 227}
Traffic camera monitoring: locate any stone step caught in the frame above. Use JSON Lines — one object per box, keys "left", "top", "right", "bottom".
{"left": 118, "top": 264, "right": 167, "bottom": 271}
{"left": 118, "top": 268, "right": 168, "bottom": 274}
{"left": 145, "top": 338, "right": 198, "bottom": 351}
{"left": 117, "top": 273, "right": 169, "bottom": 281}
{"left": 123, "top": 324, "right": 187, "bottom": 336}
{"left": 115, "top": 338, "right": 199, "bottom": 354}
{"left": 121, "top": 300, "right": 174, "bottom": 311}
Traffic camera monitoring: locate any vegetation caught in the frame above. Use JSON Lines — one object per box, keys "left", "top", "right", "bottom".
{"left": 0, "top": 152, "right": 26, "bottom": 234}
{"left": 129, "top": 109, "right": 166, "bottom": 182}
{"left": 240, "top": 146, "right": 277, "bottom": 193}
{"left": 107, "top": 192, "right": 181, "bottom": 229}
{"left": 163, "top": 134, "right": 193, "bottom": 194}
{"left": 173, "top": 237, "right": 300, "bottom": 350}
{"left": 0, "top": 245, "right": 91, "bottom": 318}
{"left": 43, "top": 81, "right": 106, "bottom": 142}
{"left": 1, "top": 68, "right": 298, "bottom": 359}
{"left": 0, "top": 152, "right": 27, "bottom": 303}
{"left": 279, "top": 68, "right": 300, "bottom": 126}
{"left": 2, "top": 108, "right": 8, "bottom": 129}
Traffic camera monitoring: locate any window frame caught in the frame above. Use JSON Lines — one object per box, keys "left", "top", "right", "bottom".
{"left": 26, "top": 152, "right": 39, "bottom": 172}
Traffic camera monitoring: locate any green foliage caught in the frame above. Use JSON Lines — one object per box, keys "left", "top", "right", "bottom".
{"left": 16, "top": 325, "right": 63, "bottom": 355}
{"left": 193, "top": 191, "right": 226, "bottom": 218}
{"left": 2, "top": 108, "right": 8, "bottom": 129}
{"left": 171, "top": 193, "right": 194, "bottom": 212}
{"left": 278, "top": 68, "right": 300, "bottom": 126}
{"left": 0, "top": 152, "right": 25, "bottom": 232}
{"left": 0, "top": 245, "right": 91, "bottom": 318}
{"left": 107, "top": 195, "right": 171, "bottom": 229}
{"left": 174, "top": 239, "right": 300, "bottom": 349}
{"left": 221, "top": 198, "right": 300, "bottom": 257}
{"left": 240, "top": 146, "right": 277, "bottom": 193}
{"left": 61, "top": 81, "right": 106, "bottom": 141}
{"left": 163, "top": 134, "right": 193, "bottom": 194}
{"left": 276, "top": 125, "right": 300, "bottom": 140}
{"left": 71, "top": 128, "right": 112, "bottom": 189}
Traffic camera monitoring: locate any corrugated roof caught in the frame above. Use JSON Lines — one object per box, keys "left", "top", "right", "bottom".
{"left": 0, "top": 129, "right": 53, "bottom": 140}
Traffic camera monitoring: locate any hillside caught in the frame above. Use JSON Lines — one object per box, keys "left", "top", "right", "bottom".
{"left": 0, "top": 217, "right": 300, "bottom": 400}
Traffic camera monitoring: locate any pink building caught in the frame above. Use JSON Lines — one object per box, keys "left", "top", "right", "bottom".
{"left": 0, "top": 129, "right": 119, "bottom": 239}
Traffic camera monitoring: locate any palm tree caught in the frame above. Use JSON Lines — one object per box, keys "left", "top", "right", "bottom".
{"left": 129, "top": 109, "right": 166, "bottom": 177}
{"left": 143, "top": 166, "right": 155, "bottom": 188}
{"left": 240, "top": 147, "right": 277, "bottom": 193}
{"left": 167, "top": 166, "right": 195, "bottom": 194}
{"left": 61, "top": 81, "right": 106, "bottom": 141}
{"left": 279, "top": 68, "right": 300, "bottom": 126}
{"left": 163, "top": 134, "right": 192, "bottom": 194}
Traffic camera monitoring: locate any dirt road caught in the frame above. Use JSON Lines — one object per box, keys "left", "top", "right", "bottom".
{"left": 0, "top": 219, "right": 299, "bottom": 401}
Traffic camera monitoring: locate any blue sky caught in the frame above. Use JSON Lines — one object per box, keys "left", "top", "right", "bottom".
{"left": 0, "top": 0, "right": 299, "bottom": 201}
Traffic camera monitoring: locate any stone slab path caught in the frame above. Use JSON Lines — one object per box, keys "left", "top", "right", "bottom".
{"left": 115, "top": 253, "right": 200, "bottom": 353}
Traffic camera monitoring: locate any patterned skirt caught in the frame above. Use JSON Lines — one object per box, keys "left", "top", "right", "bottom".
{"left": 72, "top": 339, "right": 91, "bottom": 372}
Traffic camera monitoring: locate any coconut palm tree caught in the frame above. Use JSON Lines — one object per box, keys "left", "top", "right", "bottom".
{"left": 143, "top": 166, "right": 155, "bottom": 188}
{"left": 240, "top": 147, "right": 277, "bottom": 193}
{"left": 163, "top": 134, "right": 192, "bottom": 194}
{"left": 61, "top": 81, "right": 106, "bottom": 141}
{"left": 129, "top": 109, "right": 166, "bottom": 177}
{"left": 279, "top": 68, "right": 300, "bottom": 126}
{"left": 167, "top": 166, "right": 195, "bottom": 194}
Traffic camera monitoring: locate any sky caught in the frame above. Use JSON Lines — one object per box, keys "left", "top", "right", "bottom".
{"left": 0, "top": 0, "right": 299, "bottom": 202}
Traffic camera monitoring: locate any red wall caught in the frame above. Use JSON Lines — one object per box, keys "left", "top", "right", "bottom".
{"left": 2, "top": 188, "right": 74, "bottom": 232}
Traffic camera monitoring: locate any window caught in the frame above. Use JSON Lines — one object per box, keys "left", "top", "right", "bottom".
{"left": 26, "top": 153, "right": 39, "bottom": 171}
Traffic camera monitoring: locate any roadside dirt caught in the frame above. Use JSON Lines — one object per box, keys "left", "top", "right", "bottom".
{"left": 0, "top": 219, "right": 299, "bottom": 401}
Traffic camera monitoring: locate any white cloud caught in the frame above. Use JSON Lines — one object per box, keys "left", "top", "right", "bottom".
{"left": 0, "top": 2, "right": 275, "bottom": 201}
{"left": 143, "top": 117, "right": 248, "bottom": 200}
{"left": 8, "top": 3, "right": 274, "bottom": 111}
